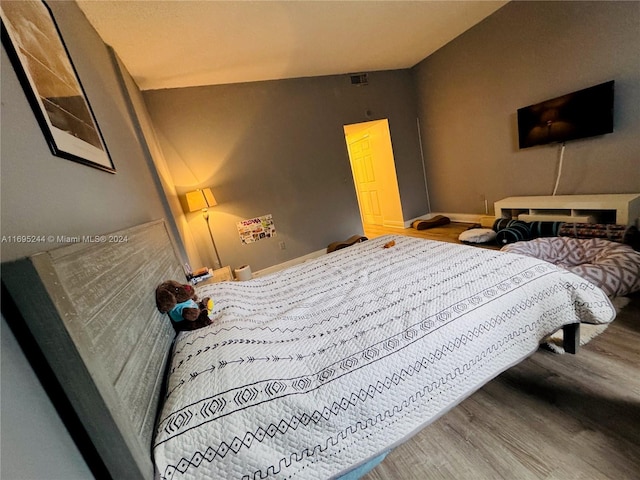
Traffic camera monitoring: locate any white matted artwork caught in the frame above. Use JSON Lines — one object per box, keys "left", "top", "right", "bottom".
{"left": 237, "top": 214, "right": 277, "bottom": 244}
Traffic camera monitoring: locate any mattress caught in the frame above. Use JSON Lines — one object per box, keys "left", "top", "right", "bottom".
{"left": 153, "top": 235, "right": 615, "bottom": 480}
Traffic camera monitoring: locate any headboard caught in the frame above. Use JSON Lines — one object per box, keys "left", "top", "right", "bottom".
{"left": 1, "top": 220, "right": 182, "bottom": 479}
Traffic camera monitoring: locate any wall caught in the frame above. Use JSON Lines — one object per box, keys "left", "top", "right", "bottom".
{"left": 143, "top": 70, "right": 426, "bottom": 272}
{"left": 0, "top": 2, "right": 179, "bottom": 477}
{"left": 414, "top": 1, "right": 640, "bottom": 215}
{"left": 112, "top": 51, "right": 199, "bottom": 267}
{"left": 1, "top": 7, "right": 180, "bottom": 262}
{"left": 0, "top": 314, "right": 93, "bottom": 479}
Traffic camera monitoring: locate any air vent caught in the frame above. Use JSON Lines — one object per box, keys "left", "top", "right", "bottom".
{"left": 350, "top": 73, "right": 368, "bottom": 86}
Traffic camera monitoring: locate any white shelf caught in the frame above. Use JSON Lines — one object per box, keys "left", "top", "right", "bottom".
{"left": 494, "top": 194, "right": 640, "bottom": 226}
{"left": 517, "top": 213, "right": 596, "bottom": 223}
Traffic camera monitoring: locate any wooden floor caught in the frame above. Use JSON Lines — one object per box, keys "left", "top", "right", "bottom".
{"left": 364, "top": 222, "right": 477, "bottom": 244}
{"left": 359, "top": 223, "right": 640, "bottom": 480}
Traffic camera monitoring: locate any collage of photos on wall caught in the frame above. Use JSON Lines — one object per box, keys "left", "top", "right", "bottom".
{"left": 237, "top": 214, "right": 277, "bottom": 244}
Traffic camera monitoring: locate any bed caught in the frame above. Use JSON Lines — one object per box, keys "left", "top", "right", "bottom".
{"left": 1, "top": 220, "right": 615, "bottom": 480}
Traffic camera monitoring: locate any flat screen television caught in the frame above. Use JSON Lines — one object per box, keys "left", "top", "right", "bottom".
{"left": 517, "top": 80, "right": 614, "bottom": 149}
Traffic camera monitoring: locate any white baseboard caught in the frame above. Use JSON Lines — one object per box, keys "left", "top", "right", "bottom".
{"left": 382, "top": 219, "right": 405, "bottom": 229}
{"left": 256, "top": 212, "right": 484, "bottom": 277}
{"left": 253, "top": 248, "right": 327, "bottom": 277}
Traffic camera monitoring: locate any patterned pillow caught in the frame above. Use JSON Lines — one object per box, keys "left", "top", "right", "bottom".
{"left": 502, "top": 237, "right": 640, "bottom": 297}
{"left": 495, "top": 220, "right": 530, "bottom": 245}
{"left": 529, "top": 221, "right": 564, "bottom": 238}
{"left": 558, "top": 222, "right": 637, "bottom": 243}
{"left": 493, "top": 218, "right": 562, "bottom": 239}
{"left": 493, "top": 218, "right": 531, "bottom": 245}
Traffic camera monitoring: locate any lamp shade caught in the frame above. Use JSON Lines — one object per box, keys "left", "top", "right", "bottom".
{"left": 186, "top": 188, "right": 217, "bottom": 212}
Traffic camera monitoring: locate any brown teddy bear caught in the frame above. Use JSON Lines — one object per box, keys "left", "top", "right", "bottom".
{"left": 155, "top": 280, "right": 213, "bottom": 331}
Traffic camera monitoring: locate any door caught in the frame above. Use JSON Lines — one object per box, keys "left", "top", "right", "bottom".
{"left": 344, "top": 119, "right": 403, "bottom": 228}
{"left": 347, "top": 134, "right": 384, "bottom": 225}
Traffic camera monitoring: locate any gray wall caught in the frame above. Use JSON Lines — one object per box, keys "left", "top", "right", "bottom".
{"left": 0, "top": 2, "right": 177, "bottom": 477}
{"left": 0, "top": 4, "right": 176, "bottom": 263}
{"left": 143, "top": 71, "right": 426, "bottom": 272}
{"left": 414, "top": 1, "right": 640, "bottom": 215}
{"left": 0, "top": 315, "right": 93, "bottom": 479}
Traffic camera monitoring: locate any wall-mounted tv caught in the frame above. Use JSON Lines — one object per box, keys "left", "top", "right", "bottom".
{"left": 517, "top": 80, "right": 614, "bottom": 149}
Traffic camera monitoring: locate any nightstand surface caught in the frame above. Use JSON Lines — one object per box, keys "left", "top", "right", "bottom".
{"left": 196, "top": 266, "right": 234, "bottom": 285}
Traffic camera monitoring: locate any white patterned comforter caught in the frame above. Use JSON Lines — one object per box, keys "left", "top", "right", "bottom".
{"left": 153, "top": 235, "right": 615, "bottom": 480}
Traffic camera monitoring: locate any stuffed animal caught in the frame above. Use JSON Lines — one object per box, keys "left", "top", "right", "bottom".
{"left": 155, "top": 280, "right": 213, "bottom": 331}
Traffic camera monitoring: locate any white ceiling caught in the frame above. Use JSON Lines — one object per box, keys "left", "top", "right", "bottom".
{"left": 76, "top": 0, "right": 508, "bottom": 91}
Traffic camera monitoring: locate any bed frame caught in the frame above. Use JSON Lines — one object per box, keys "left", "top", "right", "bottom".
{"left": 1, "top": 219, "right": 582, "bottom": 479}
{"left": 1, "top": 220, "right": 182, "bottom": 479}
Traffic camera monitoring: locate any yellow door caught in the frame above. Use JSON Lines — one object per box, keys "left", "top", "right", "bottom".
{"left": 348, "top": 134, "right": 384, "bottom": 225}
{"left": 345, "top": 119, "right": 403, "bottom": 228}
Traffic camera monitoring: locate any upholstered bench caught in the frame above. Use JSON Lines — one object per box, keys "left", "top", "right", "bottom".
{"left": 502, "top": 237, "right": 640, "bottom": 297}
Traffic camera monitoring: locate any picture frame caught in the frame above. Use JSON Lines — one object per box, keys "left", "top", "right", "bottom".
{"left": 1, "top": 0, "right": 115, "bottom": 173}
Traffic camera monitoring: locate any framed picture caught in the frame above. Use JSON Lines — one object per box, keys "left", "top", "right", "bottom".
{"left": 1, "top": 0, "right": 115, "bottom": 173}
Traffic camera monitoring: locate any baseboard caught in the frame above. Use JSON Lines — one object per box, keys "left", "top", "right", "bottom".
{"left": 382, "top": 220, "right": 405, "bottom": 229}
{"left": 257, "top": 213, "right": 484, "bottom": 276}
{"left": 253, "top": 248, "right": 327, "bottom": 277}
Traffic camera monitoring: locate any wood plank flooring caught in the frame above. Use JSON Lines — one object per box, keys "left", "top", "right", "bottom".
{"left": 359, "top": 223, "right": 640, "bottom": 480}
{"left": 363, "top": 222, "right": 476, "bottom": 245}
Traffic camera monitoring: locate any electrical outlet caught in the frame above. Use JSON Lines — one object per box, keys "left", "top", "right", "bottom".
{"left": 279, "top": 241, "right": 286, "bottom": 250}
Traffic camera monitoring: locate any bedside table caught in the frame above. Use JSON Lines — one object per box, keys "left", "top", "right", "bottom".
{"left": 196, "top": 266, "right": 234, "bottom": 285}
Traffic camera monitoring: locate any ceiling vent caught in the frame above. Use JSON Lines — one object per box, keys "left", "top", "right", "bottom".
{"left": 350, "top": 73, "right": 368, "bottom": 86}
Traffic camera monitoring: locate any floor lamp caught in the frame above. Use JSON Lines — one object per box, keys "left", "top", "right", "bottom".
{"left": 186, "top": 188, "right": 222, "bottom": 269}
